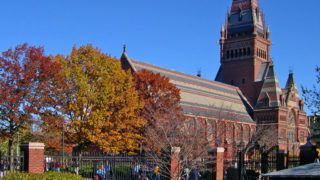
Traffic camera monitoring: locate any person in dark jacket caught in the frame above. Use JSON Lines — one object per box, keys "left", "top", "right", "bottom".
{"left": 190, "top": 167, "right": 201, "bottom": 180}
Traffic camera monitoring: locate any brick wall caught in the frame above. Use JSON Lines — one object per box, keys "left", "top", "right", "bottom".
{"left": 170, "top": 147, "right": 180, "bottom": 180}
{"left": 20, "top": 143, "right": 45, "bottom": 174}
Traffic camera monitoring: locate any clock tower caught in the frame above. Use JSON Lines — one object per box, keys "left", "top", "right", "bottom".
{"left": 216, "top": 0, "right": 271, "bottom": 107}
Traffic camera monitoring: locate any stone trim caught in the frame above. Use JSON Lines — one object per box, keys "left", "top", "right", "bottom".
{"left": 171, "top": 147, "right": 181, "bottom": 153}
{"left": 217, "top": 147, "right": 225, "bottom": 153}
{"left": 20, "top": 143, "right": 45, "bottom": 149}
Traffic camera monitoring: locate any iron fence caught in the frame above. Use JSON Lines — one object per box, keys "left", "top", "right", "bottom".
{"left": 0, "top": 153, "right": 24, "bottom": 177}
{"left": 44, "top": 152, "right": 157, "bottom": 180}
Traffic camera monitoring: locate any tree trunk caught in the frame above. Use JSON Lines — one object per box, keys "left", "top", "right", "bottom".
{"left": 8, "top": 139, "right": 14, "bottom": 172}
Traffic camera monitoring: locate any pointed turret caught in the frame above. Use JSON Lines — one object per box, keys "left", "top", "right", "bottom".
{"left": 227, "top": 0, "right": 265, "bottom": 36}
{"left": 256, "top": 64, "right": 282, "bottom": 108}
{"left": 221, "top": 24, "right": 225, "bottom": 39}
{"left": 266, "top": 25, "right": 270, "bottom": 40}
{"left": 283, "top": 72, "right": 300, "bottom": 104}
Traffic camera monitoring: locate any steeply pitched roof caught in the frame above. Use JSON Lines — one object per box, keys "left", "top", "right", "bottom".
{"left": 121, "top": 52, "right": 255, "bottom": 124}
{"left": 256, "top": 65, "right": 282, "bottom": 108}
{"left": 282, "top": 72, "right": 300, "bottom": 104}
{"left": 227, "top": 0, "right": 265, "bottom": 34}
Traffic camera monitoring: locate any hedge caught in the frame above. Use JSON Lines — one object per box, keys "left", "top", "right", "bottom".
{"left": 2, "top": 171, "right": 84, "bottom": 180}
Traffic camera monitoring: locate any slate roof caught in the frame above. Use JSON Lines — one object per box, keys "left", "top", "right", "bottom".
{"left": 263, "top": 163, "right": 320, "bottom": 178}
{"left": 255, "top": 64, "right": 282, "bottom": 108}
{"left": 121, "top": 52, "right": 255, "bottom": 124}
{"left": 227, "top": 0, "right": 264, "bottom": 34}
{"left": 283, "top": 73, "right": 300, "bottom": 104}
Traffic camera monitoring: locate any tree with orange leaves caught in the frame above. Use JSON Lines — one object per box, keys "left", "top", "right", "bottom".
{"left": 57, "top": 44, "right": 145, "bottom": 154}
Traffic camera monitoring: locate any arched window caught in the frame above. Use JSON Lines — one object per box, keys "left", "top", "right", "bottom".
{"left": 237, "top": 126, "right": 242, "bottom": 141}
{"left": 244, "top": 128, "right": 249, "bottom": 141}
{"left": 288, "top": 111, "right": 296, "bottom": 143}
{"left": 227, "top": 125, "right": 232, "bottom": 141}
{"left": 206, "top": 119, "right": 214, "bottom": 142}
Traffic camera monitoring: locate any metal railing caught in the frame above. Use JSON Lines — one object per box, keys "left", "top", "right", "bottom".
{"left": 0, "top": 154, "right": 24, "bottom": 177}
{"left": 44, "top": 152, "right": 157, "bottom": 180}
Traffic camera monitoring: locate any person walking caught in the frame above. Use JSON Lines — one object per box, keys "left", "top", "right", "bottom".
{"left": 96, "top": 164, "right": 106, "bottom": 180}
{"left": 190, "top": 167, "right": 201, "bottom": 180}
{"left": 0, "top": 160, "right": 4, "bottom": 178}
{"left": 54, "top": 159, "right": 61, "bottom": 173}
{"left": 73, "top": 158, "right": 79, "bottom": 175}
{"left": 183, "top": 167, "right": 190, "bottom": 180}
{"left": 154, "top": 164, "right": 160, "bottom": 180}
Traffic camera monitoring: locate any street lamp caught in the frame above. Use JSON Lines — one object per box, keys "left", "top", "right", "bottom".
{"left": 62, "top": 123, "right": 64, "bottom": 166}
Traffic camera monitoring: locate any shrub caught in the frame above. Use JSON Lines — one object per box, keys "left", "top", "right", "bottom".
{"left": 2, "top": 171, "right": 84, "bottom": 180}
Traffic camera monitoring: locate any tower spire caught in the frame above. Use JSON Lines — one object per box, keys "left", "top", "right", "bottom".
{"left": 227, "top": 0, "right": 264, "bottom": 36}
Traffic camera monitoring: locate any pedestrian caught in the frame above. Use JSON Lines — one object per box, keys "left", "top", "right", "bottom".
{"left": 183, "top": 167, "right": 190, "bottom": 180}
{"left": 153, "top": 164, "right": 160, "bottom": 180}
{"left": 73, "top": 158, "right": 79, "bottom": 175}
{"left": 134, "top": 162, "right": 141, "bottom": 180}
{"left": 105, "top": 161, "right": 111, "bottom": 179}
{"left": 96, "top": 164, "right": 106, "bottom": 180}
{"left": 190, "top": 167, "right": 201, "bottom": 180}
{"left": 0, "top": 160, "right": 4, "bottom": 178}
{"left": 54, "top": 159, "right": 61, "bottom": 173}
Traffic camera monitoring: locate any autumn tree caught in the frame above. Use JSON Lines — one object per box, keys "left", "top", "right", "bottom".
{"left": 133, "top": 69, "right": 181, "bottom": 128}
{"left": 57, "top": 44, "right": 145, "bottom": 154}
{"left": 0, "top": 44, "right": 61, "bottom": 171}
{"left": 133, "top": 70, "right": 231, "bottom": 179}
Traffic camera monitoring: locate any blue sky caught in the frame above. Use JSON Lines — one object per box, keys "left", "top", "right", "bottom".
{"left": 1, "top": 0, "right": 319, "bottom": 114}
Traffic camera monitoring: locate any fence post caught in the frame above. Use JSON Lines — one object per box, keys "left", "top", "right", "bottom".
{"left": 276, "top": 150, "right": 286, "bottom": 170}
{"left": 171, "top": 147, "right": 180, "bottom": 180}
{"left": 20, "top": 142, "right": 45, "bottom": 174}
{"left": 214, "top": 147, "right": 225, "bottom": 180}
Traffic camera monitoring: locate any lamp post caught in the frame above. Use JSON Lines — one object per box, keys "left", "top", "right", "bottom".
{"left": 238, "top": 141, "right": 245, "bottom": 180}
{"left": 62, "top": 124, "right": 64, "bottom": 165}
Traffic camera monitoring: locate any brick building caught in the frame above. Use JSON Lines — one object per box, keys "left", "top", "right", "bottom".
{"left": 215, "top": 0, "right": 308, "bottom": 153}
{"left": 121, "top": 0, "right": 308, "bottom": 157}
